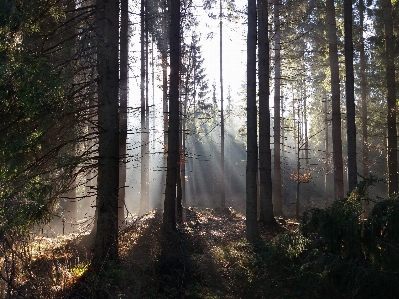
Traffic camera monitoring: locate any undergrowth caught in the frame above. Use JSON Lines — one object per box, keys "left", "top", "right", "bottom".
{"left": 1, "top": 180, "right": 398, "bottom": 298}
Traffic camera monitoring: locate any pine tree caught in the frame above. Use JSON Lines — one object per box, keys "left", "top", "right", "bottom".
{"left": 163, "top": 0, "right": 181, "bottom": 231}
{"left": 258, "top": 0, "right": 275, "bottom": 224}
{"left": 92, "top": 0, "right": 120, "bottom": 267}
{"left": 246, "top": 0, "right": 259, "bottom": 241}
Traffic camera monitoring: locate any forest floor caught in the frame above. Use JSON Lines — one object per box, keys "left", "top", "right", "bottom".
{"left": 13, "top": 208, "right": 304, "bottom": 299}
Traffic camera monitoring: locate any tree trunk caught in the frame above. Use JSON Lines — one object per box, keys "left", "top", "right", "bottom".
{"left": 326, "top": 0, "right": 344, "bottom": 200}
{"left": 323, "top": 91, "right": 330, "bottom": 204}
{"left": 359, "top": 0, "right": 369, "bottom": 215}
{"left": 160, "top": 1, "right": 169, "bottom": 210}
{"left": 304, "top": 94, "right": 310, "bottom": 207}
{"left": 295, "top": 103, "right": 300, "bottom": 219}
{"left": 92, "top": 0, "right": 119, "bottom": 267}
{"left": 246, "top": 0, "right": 259, "bottom": 241}
{"left": 145, "top": 1, "right": 150, "bottom": 211}
{"left": 118, "top": 0, "right": 128, "bottom": 226}
{"left": 163, "top": 0, "right": 180, "bottom": 231}
{"left": 220, "top": 0, "right": 225, "bottom": 208}
{"left": 384, "top": 0, "right": 397, "bottom": 196}
{"left": 258, "top": 0, "right": 275, "bottom": 224}
{"left": 162, "top": 50, "right": 168, "bottom": 209}
{"left": 176, "top": 102, "right": 183, "bottom": 222}
{"left": 344, "top": 0, "right": 357, "bottom": 193}
{"left": 273, "top": 0, "right": 283, "bottom": 215}
{"left": 140, "top": 0, "right": 149, "bottom": 214}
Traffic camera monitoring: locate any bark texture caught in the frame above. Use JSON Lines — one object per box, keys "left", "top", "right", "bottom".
{"left": 163, "top": 0, "right": 180, "bottom": 231}
{"left": 273, "top": 0, "right": 283, "bottom": 215}
{"left": 258, "top": 0, "right": 275, "bottom": 224}
{"left": 344, "top": 0, "right": 357, "bottom": 193}
{"left": 246, "top": 0, "right": 259, "bottom": 241}
{"left": 92, "top": 0, "right": 120, "bottom": 266}
{"left": 119, "top": 0, "right": 129, "bottom": 225}
{"left": 326, "top": 0, "right": 344, "bottom": 200}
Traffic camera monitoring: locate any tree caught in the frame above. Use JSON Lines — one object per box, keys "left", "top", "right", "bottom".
{"left": 344, "top": 0, "right": 357, "bottom": 193}
{"left": 359, "top": 0, "right": 370, "bottom": 215}
{"left": 246, "top": 0, "right": 259, "bottom": 241}
{"left": 220, "top": 0, "right": 225, "bottom": 208}
{"left": 326, "top": 0, "right": 344, "bottom": 200}
{"left": 383, "top": 0, "right": 397, "bottom": 196}
{"left": 119, "top": 0, "right": 129, "bottom": 225}
{"left": 163, "top": 0, "right": 180, "bottom": 231}
{"left": 92, "top": 0, "right": 120, "bottom": 267}
{"left": 0, "top": 0, "right": 90, "bottom": 236}
{"left": 140, "top": 0, "right": 150, "bottom": 214}
{"left": 258, "top": 0, "right": 275, "bottom": 224}
{"left": 273, "top": 0, "right": 283, "bottom": 216}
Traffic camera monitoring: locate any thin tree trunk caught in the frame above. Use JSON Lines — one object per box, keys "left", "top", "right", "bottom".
{"left": 246, "top": 0, "right": 259, "bottom": 241}
{"left": 118, "top": 0, "right": 128, "bottom": 226}
{"left": 323, "top": 91, "right": 329, "bottom": 203}
{"left": 273, "top": 0, "right": 283, "bottom": 215}
{"left": 140, "top": 0, "right": 146, "bottom": 214}
{"left": 140, "top": 0, "right": 150, "bottom": 214}
{"left": 304, "top": 94, "right": 310, "bottom": 207}
{"left": 359, "top": 0, "right": 369, "bottom": 215}
{"left": 259, "top": 0, "right": 275, "bottom": 224}
{"left": 384, "top": 0, "right": 397, "bottom": 196}
{"left": 144, "top": 1, "right": 150, "bottom": 211}
{"left": 295, "top": 103, "right": 300, "bottom": 219}
{"left": 92, "top": 0, "right": 119, "bottom": 267}
{"left": 162, "top": 50, "right": 168, "bottom": 209}
{"left": 176, "top": 102, "right": 183, "bottom": 222}
{"left": 163, "top": 0, "right": 180, "bottom": 231}
{"left": 326, "top": 0, "right": 344, "bottom": 200}
{"left": 182, "top": 97, "right": 187, "bottom": 209}
{"left": 344, "top": 0, "right": 357, "bottom": 193}
{"left": 161, "top": 1, "right": 169, "bottom": 210}
{"left": 220, "top": 0, "right": 225, "bottom": 208}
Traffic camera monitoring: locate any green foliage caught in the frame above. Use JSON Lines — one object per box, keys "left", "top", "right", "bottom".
{"left": 272, "top": 231, "right": 310, "bottom": 259}
{"left": 0, "top": 0, "right": 86, "bottom": 234}
{"left": 362, "top": 195, "right": 399, "bottom": 271}
{"left": 290, "top": 178, "right": 399, "bottom": 297}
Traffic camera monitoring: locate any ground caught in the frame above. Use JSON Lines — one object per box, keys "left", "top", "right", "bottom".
{"left": 6, "top": 207, "right": 301, "bottom": 299}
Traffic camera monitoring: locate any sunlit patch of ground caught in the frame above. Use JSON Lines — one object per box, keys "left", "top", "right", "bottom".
{"left": 4, "top": 207, "right": 297, "bottom": 298}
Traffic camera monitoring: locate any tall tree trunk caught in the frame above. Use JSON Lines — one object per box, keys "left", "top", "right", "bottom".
{"left": 162, "top": 50, "right": 168, "bottom": 209}
{"left": 323, "top": 90, "right": 330, "bottom": 203}
{"left": 273, "top": 0, "right": 283, "bottom": 215}
{"left": 163, "top": 0, "right": 180, "bottom": 231}
{"left": 220, "top": 0, "right": 225, "bottom": 208}
{"left": 160, "top": 1, "right": 169, "bottom": 210}
{"left": 84, "top": 0, "right": 98, "bottom": 229}
{"left": 182, "top": 97, "right": 187, "bottom": 209}
{"left": 326, "top": 0, "right": 344, "bottom": 200}
{"left": 344, "top": 0, "right": 357, "bottom": 193}
{"left": 295, "top": 103, "right": 300, "bottom": 219}
{"left": 176, "top": 102, "right": 183, "bottom": 222}
{"left": 144, "top": 1, "right": 150, "bottom": 211}
{"left": 140, "top": 0, "right": 149, "bottom": 214}
{"left": 92, "top": 0, "right": 119, "bottom": 267}
{"left": 359, "top": 0, "right": 369, "bottom": 215}
{"left": 246, "top": 0, "right": 259, "bottom": 241}
{"left": 304, "top": 93, "right": 310, "bottom": 207}
{"left": 384, "top": 0, "right": 397, "bottom": 196}
{"left": 119, "top": 0, "right": 128, "bottom": 226}
{"left": 258, "top": 0, "right": 275, "bottom": 224}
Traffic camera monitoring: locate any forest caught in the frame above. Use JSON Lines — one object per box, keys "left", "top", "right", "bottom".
{"left": 0, "top": 0, "right": 398, "bottom": 298}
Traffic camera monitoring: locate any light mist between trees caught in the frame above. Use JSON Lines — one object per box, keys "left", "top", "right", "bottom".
{"left": 0, "top": 0, "right": 398, "bottom": 283}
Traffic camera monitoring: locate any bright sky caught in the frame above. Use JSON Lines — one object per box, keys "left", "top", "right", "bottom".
{"left": 127, "top": 0, "right": 248, "bottom": 117}
{"left": 196, "top": 0, "right": 247, "bottom": 103}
